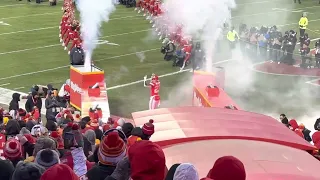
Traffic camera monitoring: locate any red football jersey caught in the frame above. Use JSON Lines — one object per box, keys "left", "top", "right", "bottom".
{"left": 150, "top": 80, "right": 160, "bottom": 100}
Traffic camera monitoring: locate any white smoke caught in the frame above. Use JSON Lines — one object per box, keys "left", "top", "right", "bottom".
{"left": 136, "top": 51, "right": 146, "bottom": 63}
{"left": 158, "top": 0, "right": 236, "bottom": 72}
{"left": 76, "top": 0, "right": 116, "bottom": 71}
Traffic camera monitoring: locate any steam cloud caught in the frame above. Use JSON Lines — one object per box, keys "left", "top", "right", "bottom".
{"left": 76, "top": 0, "right": 116, "bottom": 70}
{"left": 158, "top": 0, "right": 236, "bottom": 72}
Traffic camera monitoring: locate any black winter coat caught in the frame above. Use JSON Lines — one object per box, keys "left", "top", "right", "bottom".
{"left": 86, "top": 164, "right": 116, "bottom": 180}
{"left": 25, "top": 96, "right": 42, "bottom": 113}
{"left": 9, "top": 93, "right": 21, "bottom": 112}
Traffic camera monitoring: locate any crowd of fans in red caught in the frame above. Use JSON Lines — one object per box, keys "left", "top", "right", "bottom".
{"left": 0, "top": 94, "right": 247, "bottom": 180}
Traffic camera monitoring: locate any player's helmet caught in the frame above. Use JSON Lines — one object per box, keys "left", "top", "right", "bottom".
{"left": 151, "top": 74, "right": 159, "bottom": 81}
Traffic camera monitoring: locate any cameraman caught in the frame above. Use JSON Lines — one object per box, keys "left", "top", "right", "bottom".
{"left": 161, "top": 38, "right": 176, "bottom": 61}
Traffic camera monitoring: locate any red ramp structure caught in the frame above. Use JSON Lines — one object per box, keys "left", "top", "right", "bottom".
{"left": 132, "top": 107, "right": 319, "bottom": 179}
{"left": 131, "top": 70, "right": 320, "bottom": 180}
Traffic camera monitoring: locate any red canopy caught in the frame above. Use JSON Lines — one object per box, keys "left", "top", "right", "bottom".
{"left": 163, "top": 139, "right": 320, "bottom": 179}
{"left": 132, "top": 107, "right": 315, "bottom": 150}
{"left": 132, "top": 107, "right": 320, "bottom": 179}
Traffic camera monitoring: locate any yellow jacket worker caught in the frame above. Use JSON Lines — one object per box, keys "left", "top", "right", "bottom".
{"left": 299, "top": 12, "right": 308, "bottom": 37}
{"left": 227, "top": 26, "right": 239, "bottom": 49}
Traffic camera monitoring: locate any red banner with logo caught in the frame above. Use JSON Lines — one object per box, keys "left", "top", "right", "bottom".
{"left": 70, "top": 66, "right": 110, "bottom": 122}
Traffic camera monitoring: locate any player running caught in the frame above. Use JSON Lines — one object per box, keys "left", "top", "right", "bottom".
{"left": 143, "top": 74, "right": 161, "bottom": 110}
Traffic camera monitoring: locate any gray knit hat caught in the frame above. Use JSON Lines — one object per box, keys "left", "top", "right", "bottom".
{"left": 11, "top": 161, "right": 45, "bottom": 180}
{"left": 20, "top": 127, "right": 31, "bottom": 135}
{"left": 33, "top": 137, "right": 57, "bottom": 157}
{"left": 34, "top": 149, "right": 60, "bottom": 169}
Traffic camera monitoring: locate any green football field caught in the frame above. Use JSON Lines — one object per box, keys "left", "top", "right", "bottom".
{"left": 0, "top": 0, "right": 320, "bottom": 119}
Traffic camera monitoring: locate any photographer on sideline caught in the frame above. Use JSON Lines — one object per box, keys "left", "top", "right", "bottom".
{"left": 161, "top": 38, "right": 176, "bottom": 61}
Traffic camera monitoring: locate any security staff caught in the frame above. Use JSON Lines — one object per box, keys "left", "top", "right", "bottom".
{"left": 299, "top": 12, "right": 308, "bottom": 37}
{"left": 227, "top": 26, "right": 239, "bottom": 49}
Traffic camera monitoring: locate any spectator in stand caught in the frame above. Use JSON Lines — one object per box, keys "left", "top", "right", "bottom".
{"left": 3, "top": 138, "right": 23, "bottom": 167}
{"left": 166, "top": 163, "right": 199, "bottom": 180}
{"left": 201, "top": 156, "right": 246, "bottom": 180}
{"left": 141, "top": 119, "right": 155, "bottom": 140}
{"left": 45, "top": 91, "right": 60, "bottom": 120}
{"left": 34, "top": 149, "right": 60, "bottom": 169}
{"left": 280, "top": 114, "right": 289, "bottom": 126}
{"left": 0, "top": 159, "right": 15, "bottom": 180}
{"left": 11, "top": 161, "right": 45, "bottom": 180}
{"left": 40, "top": 164, "right": 79, "bottom": 180}
{"left": 16, "top": 132, "right": 36, "bottom": 158}
{"left": 9, "top": 93, "right": 21, "bottom": 112}
{"left": 25, "top": 136, "right": 58, "bottom": 163}
{"left": 121, "top": 122, "right": 134, "bottom": 138}
{"left": 5, "top": 118, "right": 20, "bottom": 137}
{"left": 84, "top": 129, "right": 96, "bottom": 156}
{"left": 298, "top": 124, "right": 312, "bottom": 142}
{"left": 60, "top": 124, "right": 94, "bottom": 172}
{"left": 25, "top": 91, "right": 42, "bottom": 117}
{"left": 86, "top": 131, "right": 127, "bottom": 180}
{"left": 127, "top": 140, "right": 166, "bottom": 180}
{"left": 166, "top": 164, "right": 181, "bottom": 180}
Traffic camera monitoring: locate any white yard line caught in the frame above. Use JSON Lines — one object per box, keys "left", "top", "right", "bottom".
{"left": 0, "top": 4, "right": 24, "bottom": 8}
{"left": 13, "top": 86, "right": 25, "bottom": 90}
{"left": 107, "top": 58, "right": 233, "bottom": 90}
{"left": 0, "top": 48, "right": 158, "bottom": 81}
{"left": 0, "top": 29, "right": 150, "bottom": 55}
{"left": 0, "top": 83, "right": 10, "bottom": 87}
{"left": 0, "top": 15, "right": 142, "bottom": 36}
{"left": 0, "top": 12, "right": 61, "bottom": 20}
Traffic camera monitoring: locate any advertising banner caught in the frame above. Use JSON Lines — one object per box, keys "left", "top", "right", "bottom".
{"left": 70, "top": 65, "right": 110, "bottom": 122}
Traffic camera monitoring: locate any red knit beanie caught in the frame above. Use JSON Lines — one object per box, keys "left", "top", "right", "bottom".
{"left": 98, "top": 132, "right": 126, "bottom": 165}
{"left": 142, "top": 119, "right": 155, "bottom": 136}
{"left": 3, "top": 139, "right": 22, "bottom": 160}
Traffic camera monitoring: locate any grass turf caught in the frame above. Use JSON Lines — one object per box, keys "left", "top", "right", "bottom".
{"left": 0, "top": 0, "right": 320, "bottom": 117}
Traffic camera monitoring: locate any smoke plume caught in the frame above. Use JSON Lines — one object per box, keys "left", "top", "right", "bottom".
{"left": 158, "top": 0, "right": 236, "bottom": 72}
{"left": 76, "top": 0, "right": 116, "bottom": 70}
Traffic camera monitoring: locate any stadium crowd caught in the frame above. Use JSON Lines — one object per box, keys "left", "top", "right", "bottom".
{"left": 0, "top": 85, "right": 249, "bottom": 180}
{"left": 1, "top": 83, "right": 320, "bottom": 180}
{"left": 1, "top": 1, "right": 320, "bottom": 180}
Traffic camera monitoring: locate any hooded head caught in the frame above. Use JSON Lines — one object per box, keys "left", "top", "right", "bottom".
{"left": 207, "top": 156, "right": 246, "bottom": 180}
{"left": 129, "top": 140, "right": 166, "bottom": 180}
{"left": 12, "top": 93, "right": 21, "bottom": 102}
{"left": 11, "top": 161, "right": 45, "bottom": 180}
